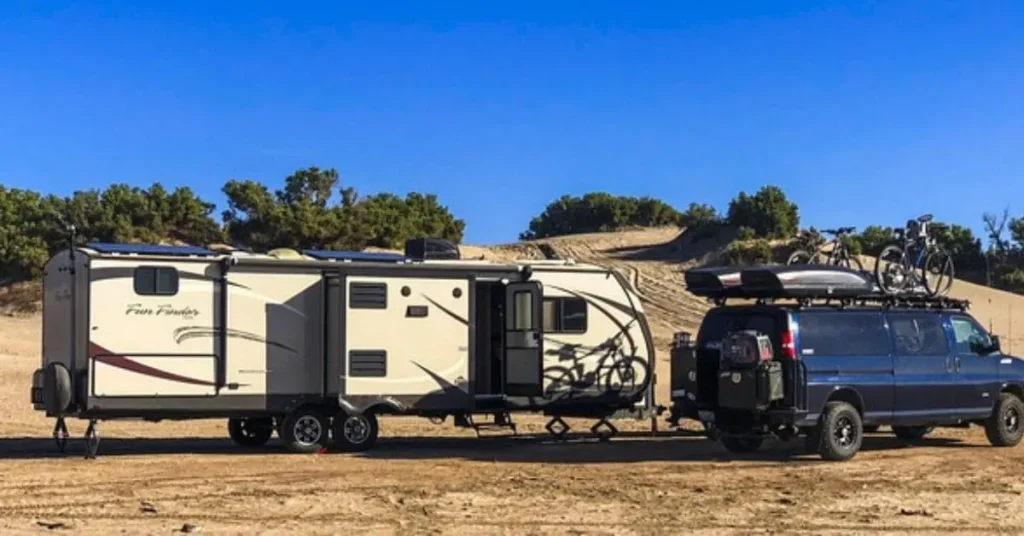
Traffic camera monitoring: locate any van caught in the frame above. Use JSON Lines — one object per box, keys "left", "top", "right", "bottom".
{"left": 670, "top": 265, "right": 1024, "bottom": 461}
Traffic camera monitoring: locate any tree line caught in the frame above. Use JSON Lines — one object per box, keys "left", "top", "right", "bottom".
{"left": 3, "top": 170, "right": 1024, "bottom": 295}
{"left": 0, "top": 167, "right": 465, "bottom": 282}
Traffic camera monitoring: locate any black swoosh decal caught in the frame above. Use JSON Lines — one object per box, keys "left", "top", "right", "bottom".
{"left": 422, "top": 295, "right": 469, "bottom": 326}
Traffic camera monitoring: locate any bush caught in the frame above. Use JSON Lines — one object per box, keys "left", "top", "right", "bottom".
{"left": 726, "top": 239, "right": 775, "bottom": 265}
{"left": 726, "top": 185, "right": 799, "bottom": 239}
{"left": 736, "top": 226, "right": 756, "bottom": 241}
{"left": 520, "top": 192, "right": 682, "bottom": 240}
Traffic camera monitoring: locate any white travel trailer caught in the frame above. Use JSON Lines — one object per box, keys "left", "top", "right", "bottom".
{"left": 32, "top": 238, "right": 657, "bottom": 457}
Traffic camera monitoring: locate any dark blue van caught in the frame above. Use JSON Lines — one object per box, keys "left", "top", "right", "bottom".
{"left": 670, "top": 301, "right": 1024, "bottom": 461}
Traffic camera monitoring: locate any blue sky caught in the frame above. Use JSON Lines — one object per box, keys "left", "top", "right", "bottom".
{"left": 1, "top": 1, "right": 1022, "bottom": 245}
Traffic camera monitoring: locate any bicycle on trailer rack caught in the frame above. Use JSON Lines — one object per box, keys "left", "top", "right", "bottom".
{"left": 786, "top": 226, "right": 864, "bottom": 272}
{"left": 873, "top": 213, "right": 955, "bottom": 297}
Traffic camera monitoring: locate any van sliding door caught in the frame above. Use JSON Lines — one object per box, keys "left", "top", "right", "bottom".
{"left": 503, "top": 281, "right": 543, "bottom": 397}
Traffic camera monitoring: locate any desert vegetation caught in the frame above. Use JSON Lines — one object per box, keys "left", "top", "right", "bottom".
{"left": 4, "top": 169, "right": 1024, "bottom": 296}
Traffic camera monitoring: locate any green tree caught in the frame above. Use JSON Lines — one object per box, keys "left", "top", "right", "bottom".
{"left": 679, "top": 202, "right": 720, "bottom": 230}
{"left": 520, "top": 192, "right": 682, "bottom": 240}
{"left": 853, "top": 225, "right": 894, "bottom": 257}
{"left": 726, "top": 185, "right": 799, "bottom": 239}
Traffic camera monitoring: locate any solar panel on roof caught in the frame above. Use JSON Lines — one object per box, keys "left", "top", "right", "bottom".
{"left": 87, "top": 242, "right": 217, "bottom": 257}
{"left": 302, "top": 249, "right": 408, "bottom": 262}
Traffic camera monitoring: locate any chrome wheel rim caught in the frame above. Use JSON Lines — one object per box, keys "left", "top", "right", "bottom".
{"left": 343, "top": 415, "right": 370, "bottom": 444}
{"left": 293, "top": 415, "right": 323, "bottom": 445}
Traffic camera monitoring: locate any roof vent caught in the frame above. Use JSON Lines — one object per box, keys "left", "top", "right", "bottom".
{"left": 405, "top": 238, "right": 461, "bottom": 261}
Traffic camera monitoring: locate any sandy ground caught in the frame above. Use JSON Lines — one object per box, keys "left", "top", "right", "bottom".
{"left": 5, "top": 229, "right": 1024, "bottom": 534}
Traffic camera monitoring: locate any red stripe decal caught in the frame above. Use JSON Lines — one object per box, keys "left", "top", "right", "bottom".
{"left": 89, "top": 342, "right": 217, "bottom": 387}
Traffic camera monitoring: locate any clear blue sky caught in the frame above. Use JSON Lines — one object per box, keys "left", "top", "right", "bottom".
{"left": 1, "top": 1, "right": 1022, "bottom": 245}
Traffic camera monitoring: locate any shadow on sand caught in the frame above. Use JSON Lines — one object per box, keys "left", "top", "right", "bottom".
{"left": 0, "top": 429, "right": 977, "bottom": 465}
{"left": 599, "top": 225, "right": 741, "bottom": 265}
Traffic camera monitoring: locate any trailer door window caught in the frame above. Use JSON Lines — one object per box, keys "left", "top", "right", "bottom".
{"left": 542, "top": 297, "right": 588, "bottom": 333}
{"left": 512, "top": 291, "right": 534, "bottom": 330}
{"left": 133, "top": 267, "right": 179, "bottom": 296}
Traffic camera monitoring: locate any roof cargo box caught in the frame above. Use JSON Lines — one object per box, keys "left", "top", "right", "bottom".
{"left": 684, "top": 266, "right": 744, "bottom": 298}
{"left": 739, "top": 265, "right": 876, "bottom": 298}
{"left": 405, "top": 238, "right": 461, "bottom": 260}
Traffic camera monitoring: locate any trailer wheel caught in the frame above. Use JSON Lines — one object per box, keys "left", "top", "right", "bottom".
{"left": 814, "top": 401, "right": 863, "bottom": 461}
{"left": 227, "top": 417, "right": 274, "bottom": 447}
{"left": 332, "top": 411, "right": 379, "bottom": 452}
{"left": 280, "top": 408, "right": 330, "bottom": 453}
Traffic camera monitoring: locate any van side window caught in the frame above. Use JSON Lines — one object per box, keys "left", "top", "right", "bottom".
{"left": 133, "top": 267, "right": 178, "bottom": 296}
{"left": 542, "top": 297, "right": 588, "bottom": 333}
{"left": 888, "top": 313, "right": 948, "bottom": 356}
{"left": 797, "top": 312, "right": 889, "bottom": 357}
{"left": 951, "top": 315, "right": 994, "bottom": 355}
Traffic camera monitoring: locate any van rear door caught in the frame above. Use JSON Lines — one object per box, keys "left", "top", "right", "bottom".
{"left": 695, "top": 308, "right": 789, "bottom": 408}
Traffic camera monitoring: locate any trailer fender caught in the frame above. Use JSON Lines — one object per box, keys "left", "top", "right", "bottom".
{"left": 338, "top": 396, "right": 407, "bottom": 415}
{"left": 43, "top": 362, "right": 73, "bottom": 415}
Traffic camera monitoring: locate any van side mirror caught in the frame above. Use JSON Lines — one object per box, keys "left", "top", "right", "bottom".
{"left": 971, "top": 335, "right": 1001, "bottom": 355}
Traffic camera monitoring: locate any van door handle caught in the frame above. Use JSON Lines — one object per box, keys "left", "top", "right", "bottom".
{"left": 954, "top": 357, "right": 961, "bottom": 372}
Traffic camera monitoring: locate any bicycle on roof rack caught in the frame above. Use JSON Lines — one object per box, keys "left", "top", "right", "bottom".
{"left": 873, "top": 213, "right": 955, "bottom": 298}
{"left": 786, "top": 226, "right": 864, "bottom": 272}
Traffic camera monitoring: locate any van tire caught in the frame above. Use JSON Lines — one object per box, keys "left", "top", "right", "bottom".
{"left": 720, "top": 435, "right": 763, "bottom": 453}
{"left": 227, "top": 417, "right": 274, "bottom": 447}
{"left": 892, "top": 425, "right": 932, "bottom": 440}
{"left": 332, "top": 411, "right": 379, "bottom": 452}
{"left": 984, "top": 392, "right": 1024, "bottom": 447}
{"left": 280, "top": 407, "right": 329, "bottom": 453}
{"left": 814, "top": 401, "right": 863, "bottom": 461}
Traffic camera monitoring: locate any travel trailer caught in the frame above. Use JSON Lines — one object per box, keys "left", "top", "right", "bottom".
{"left": 32, "top": 238, "right": 656, "bottom": 457}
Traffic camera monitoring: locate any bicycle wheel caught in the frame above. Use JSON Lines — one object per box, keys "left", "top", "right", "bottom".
{"left": 602, "top": 356, "right": 650, "bottom": 399}
{"left": 786, "top": 249, "right": 819, "bottom": 265}
{"left": 874, "top": 244, "right": 909, "bottom": 295}
{"left": 835, "top": 249, "right": 864, "bottom": 272}
{"left": 923, "top": 249, "right": 955, "bottom": 297}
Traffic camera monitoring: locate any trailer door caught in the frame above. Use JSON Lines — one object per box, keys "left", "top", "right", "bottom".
{"left": 504, "top": 281, "right": 543, "bottom": 397}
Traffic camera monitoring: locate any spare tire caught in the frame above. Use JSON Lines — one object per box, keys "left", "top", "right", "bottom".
{"left": 43, "top": 362, "right": 73, "bottom": 415}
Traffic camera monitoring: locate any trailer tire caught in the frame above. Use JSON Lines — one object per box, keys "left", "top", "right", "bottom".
{"left": 43, "top": 362, "right": 73, "bottom": 415}
{"left": 280, "top": 408, "right": 330, "bottom": 453}
{"left": 332, "top": 411, "right": 379, "bottom": 452}
{"left": 227, "top": 417, "right": 274, "bottom": 447}
{"left": 814, "top": 401, "right": 863, "bottom": 461}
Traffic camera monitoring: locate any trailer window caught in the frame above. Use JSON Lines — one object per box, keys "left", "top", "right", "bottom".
{"left": 542, "top": 297, "right": 588, "bottom": 333}
{"left": 133, "top": 267, "right": 178, "bottom": 296}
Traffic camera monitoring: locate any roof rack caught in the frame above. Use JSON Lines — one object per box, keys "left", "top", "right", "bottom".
{"left": 87, "top": 242, "right": 218, "bottom": 257}
{"left": 685, "top": 264, "right": 970, "bottom": 311}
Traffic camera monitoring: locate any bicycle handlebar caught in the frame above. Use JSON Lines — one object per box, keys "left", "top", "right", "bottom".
{"left": 822, "top": 226, "right": 856, "bottom": 236}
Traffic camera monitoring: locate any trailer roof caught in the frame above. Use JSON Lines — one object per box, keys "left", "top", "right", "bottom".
{"left": 302, "top": 249, "right": 409, "bottom": 263}
{"left": 86, "top": 242, "right": 218, "bottom": 257}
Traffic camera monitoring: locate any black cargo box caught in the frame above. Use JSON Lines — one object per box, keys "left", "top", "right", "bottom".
{"left": 684, "top": 266, "right": 745, "bottom": 298}
{"left": 405, "top": 238, "right": 461, "bottom": 260}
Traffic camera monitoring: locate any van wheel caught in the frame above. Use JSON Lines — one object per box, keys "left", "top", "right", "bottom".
{"left": 720, "top": 436, "right": 763, "bottom": 453}
{"left": 280, "top": 408, "right": 329, "bottom": 453}
{"left": 332, "top": 411, "right": 379, "bottom": 452}
{"left": 985, "top": 393, "right": 1024, "bottom": 447}
{"left": 892, "top": 425, "right": 933, "bottom": 440}
{"left": 815, "top": 401, "right": 863, "bottom": 461}
{"left": 227, "top": 417, "right": 274, "bottom": 447}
